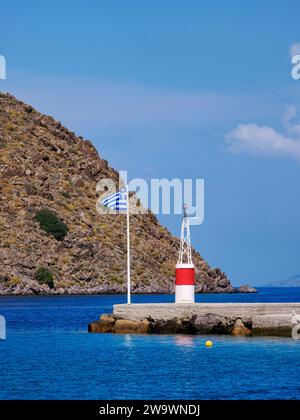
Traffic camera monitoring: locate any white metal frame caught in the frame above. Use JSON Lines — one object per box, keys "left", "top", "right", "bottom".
{"left": 177, "top": 205, "right": 193, "bottom": 266}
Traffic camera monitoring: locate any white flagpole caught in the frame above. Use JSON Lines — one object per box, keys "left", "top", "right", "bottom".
{"left": 126, "top": 184, "right": 131, "bottom": 304}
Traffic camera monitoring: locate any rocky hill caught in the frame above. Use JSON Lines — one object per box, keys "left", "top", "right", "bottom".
{"left": 0, "top": 93, "right": 249, "bottom": 295}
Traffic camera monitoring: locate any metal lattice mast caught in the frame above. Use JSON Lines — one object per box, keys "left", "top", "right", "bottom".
{"left": 177, "top": 204, "right": 193, "bottom": 265}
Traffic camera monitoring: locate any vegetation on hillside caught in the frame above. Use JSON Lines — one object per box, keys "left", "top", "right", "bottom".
{"left": 35, "top": 209, "right": 68, "bottom": 241}
{"left": 35, "top": 267, "right": 54, "bottom": 289}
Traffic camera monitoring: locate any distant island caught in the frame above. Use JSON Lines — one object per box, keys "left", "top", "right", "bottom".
{"left": 264, "top": 275, "right": 300, "bottom": 288}
{"left": 0, "top": 93, "right": 255, "bottom": 296}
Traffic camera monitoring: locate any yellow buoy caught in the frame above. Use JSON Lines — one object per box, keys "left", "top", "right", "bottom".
{"left": 205, "top": 340, "right": 213, "bottom": 347}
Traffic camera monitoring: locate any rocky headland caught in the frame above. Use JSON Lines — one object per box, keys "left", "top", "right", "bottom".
{"left": 0, "top": 93, "right": 255, "bottom": 296}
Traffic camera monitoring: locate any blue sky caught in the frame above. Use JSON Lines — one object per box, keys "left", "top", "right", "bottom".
{"left": 1, "top": 0, "right": 300, "bottom": 285}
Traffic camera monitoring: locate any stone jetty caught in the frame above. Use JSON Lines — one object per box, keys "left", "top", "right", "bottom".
{"left": 88, "top": 302, "right": 300, "bottom": 337}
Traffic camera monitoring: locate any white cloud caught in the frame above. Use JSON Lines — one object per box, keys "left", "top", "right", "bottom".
{"left": 281, "top": 105, "right": 300, "bottom": 137}
{"left": 226, "top": 106, "right": 300, "bottom": 162}
{"left": 289, "top": 42, "right": 300, "bottom": 58}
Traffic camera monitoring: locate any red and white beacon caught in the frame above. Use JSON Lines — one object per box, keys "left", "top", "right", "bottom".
{"left": 175, "top": 204, "right": 195, "bottom": 303}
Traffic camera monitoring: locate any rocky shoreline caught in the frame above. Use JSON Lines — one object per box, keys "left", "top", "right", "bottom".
{"left": 0, "top": 282, "right": 257, "bottom": 296}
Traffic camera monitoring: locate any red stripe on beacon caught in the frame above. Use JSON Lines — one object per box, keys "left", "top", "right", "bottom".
{"left": 175, "top": 204, "right": 195, "bottom": 303}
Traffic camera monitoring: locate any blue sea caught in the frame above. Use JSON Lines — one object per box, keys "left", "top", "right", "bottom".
{"left": 1, "top": 288, "right": 300, "bottom": 400}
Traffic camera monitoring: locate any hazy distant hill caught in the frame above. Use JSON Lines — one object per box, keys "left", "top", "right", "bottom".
{"left": 0, "top": 92, "right": 249, "bottom": 295}
{"left": 265, "top": 275, "right": 300, "bottom": 287}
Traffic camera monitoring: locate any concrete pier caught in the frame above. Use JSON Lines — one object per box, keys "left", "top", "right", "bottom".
{"left": 113, "top": 302, "right": 300, "bottom": 336}
{"left": 113, "top": 302, "right": 300, "bottom": 322}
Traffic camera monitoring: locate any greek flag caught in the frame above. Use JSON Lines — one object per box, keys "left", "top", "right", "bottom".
{"left": 101, "top": 190, "right": 127, "bottom": 211}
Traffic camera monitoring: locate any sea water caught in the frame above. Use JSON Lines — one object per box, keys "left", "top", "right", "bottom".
{"left": 0, "top": 288, "right": 300, "bottom": 400}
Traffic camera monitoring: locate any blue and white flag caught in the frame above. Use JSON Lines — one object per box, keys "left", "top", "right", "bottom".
{"left": 100, "top": 190, "right": 127, "bottom": 211}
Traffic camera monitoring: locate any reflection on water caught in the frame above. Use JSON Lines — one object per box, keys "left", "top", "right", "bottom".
{"left": 174, "top": 335, "right": 196, "bottom": 347}
{"left": 124, "top": 334, "right": 133, "bottom": 348}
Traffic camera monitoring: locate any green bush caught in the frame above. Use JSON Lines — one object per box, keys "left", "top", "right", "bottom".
{"left": 35, "top": 209, "right": 68, "bottom": 240}
{"left": 35, "top": 267, "right": 54, "bottom": 289}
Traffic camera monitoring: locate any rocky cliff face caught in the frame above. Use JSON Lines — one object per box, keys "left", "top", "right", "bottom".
{"left": 0, "top": 92, "right": 239, "bottom": 295}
